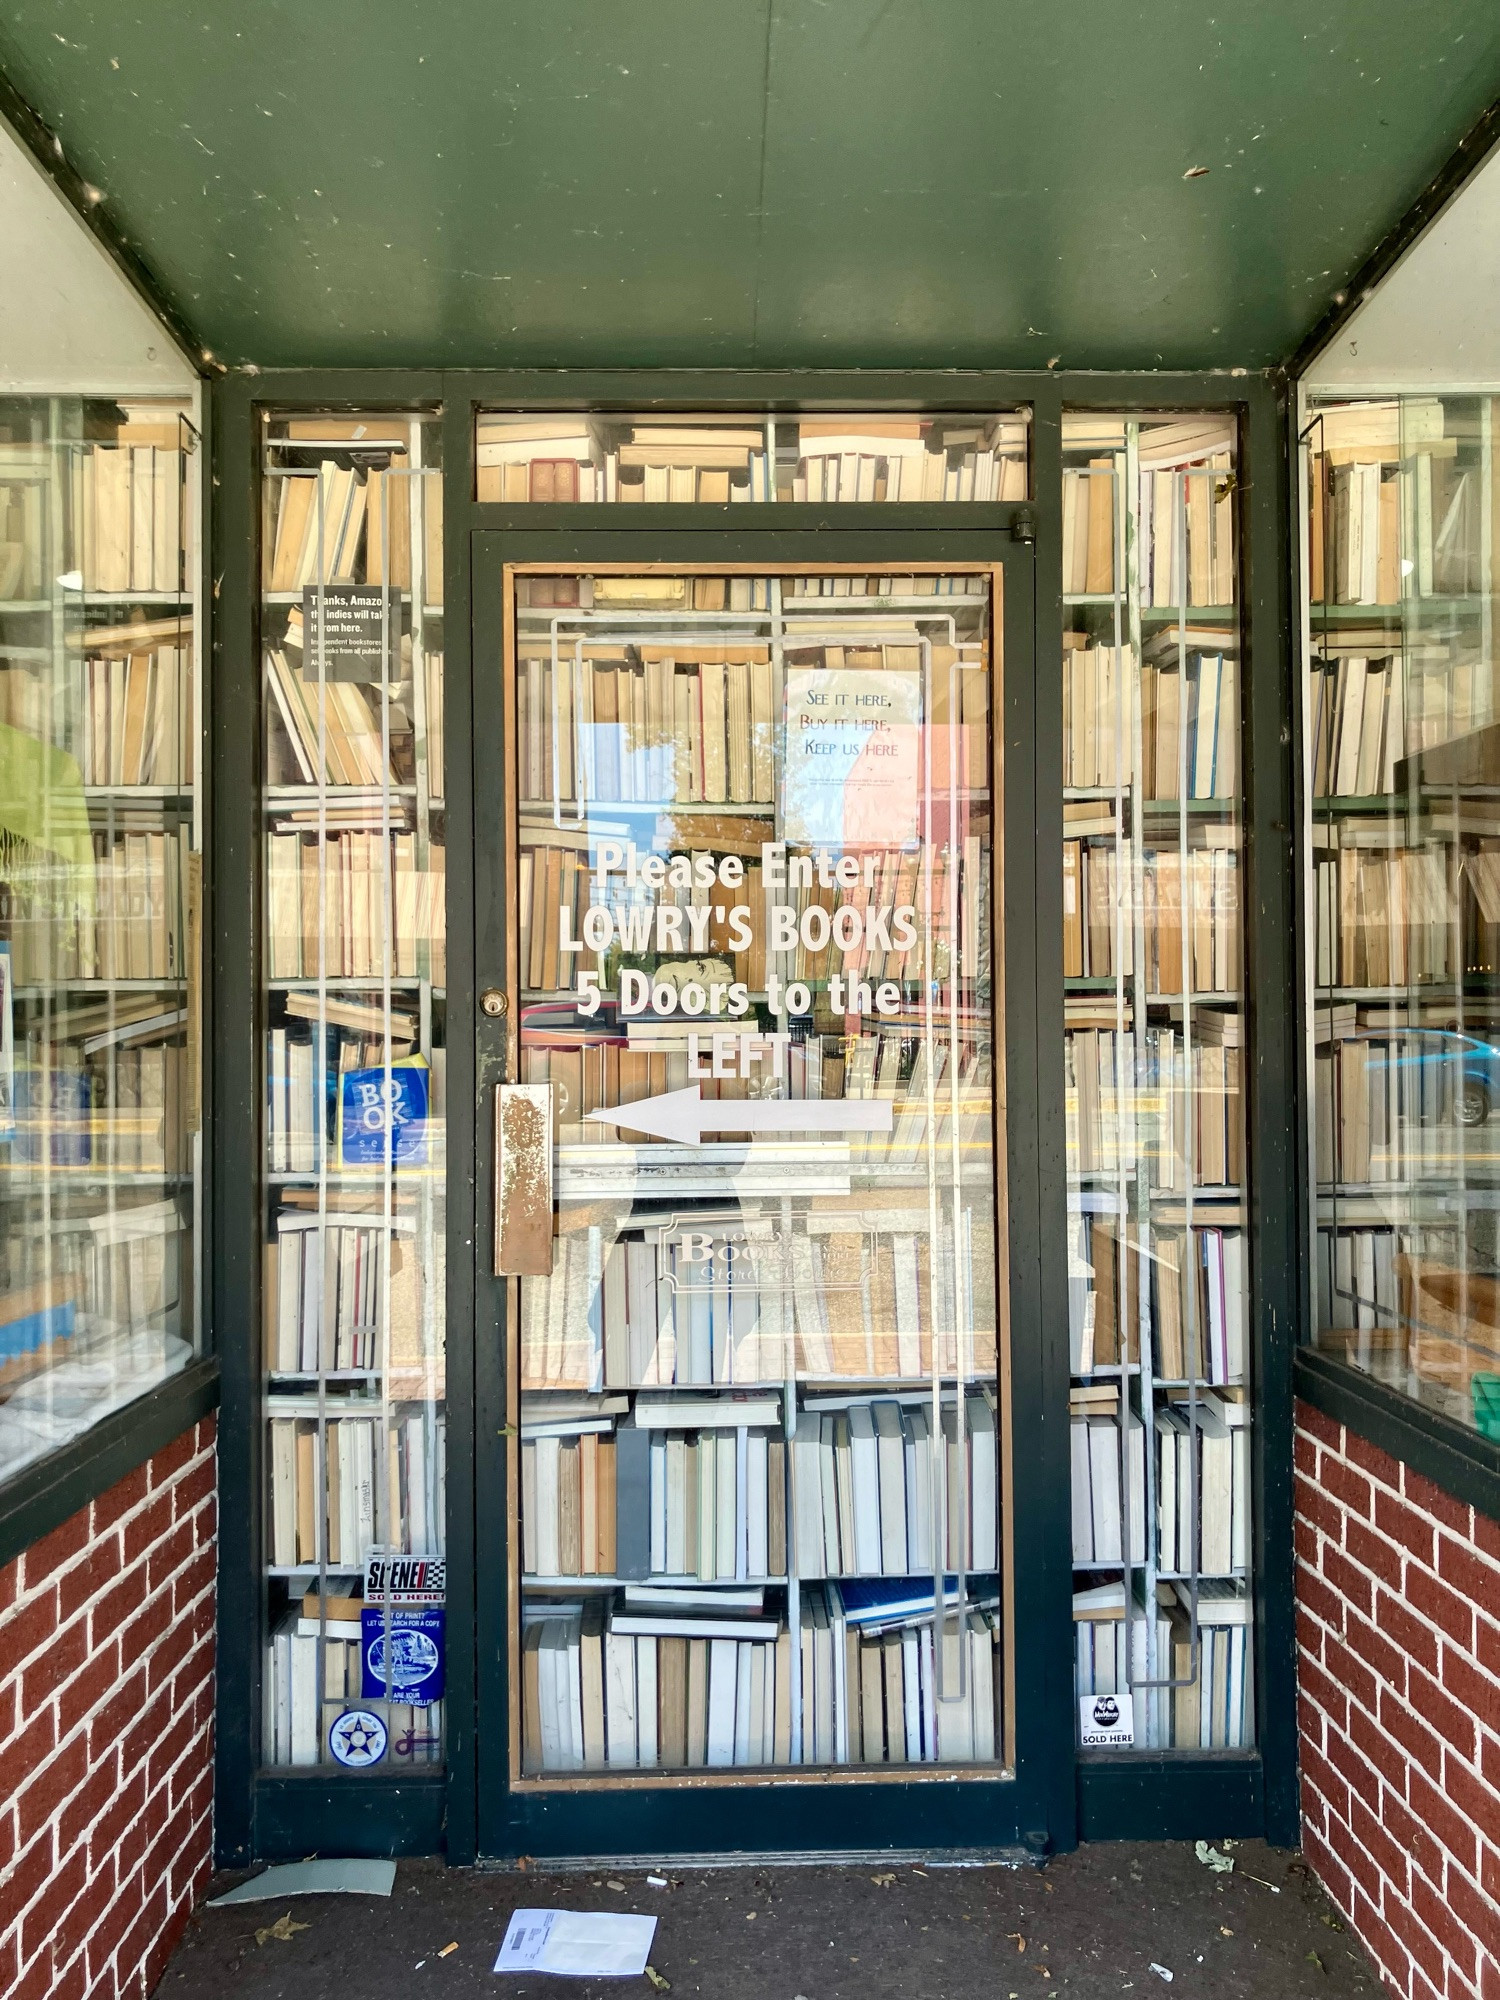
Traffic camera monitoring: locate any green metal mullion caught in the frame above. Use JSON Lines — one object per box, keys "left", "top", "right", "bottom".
{"left": 209, "top": 381, "right": 264, "bottom": 1868}
{"left": 1053, "top": 378, "right": 1257, "bottom": 412}
{"left": 468, "top": 541, "right": 514, "bottom": 1859}
{"left": 440, "top": 393, "right": 481, "bottom": 1866}
{"left": 216, "top": 369, "right": 445, "bottom": 414}
{"left": 445, "top": 366, "right": 1046, "bottom": 413}
{"left": 1024, "top": 379, "right": 1080, "bottom": 1854}
{"left": 1241, "top": 375, "right": 1302, "bottom": 1848}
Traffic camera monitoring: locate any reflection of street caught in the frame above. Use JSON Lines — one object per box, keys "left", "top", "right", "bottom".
{"left": 1366, "top": 1110, "right": 1500, "bottom": 1181}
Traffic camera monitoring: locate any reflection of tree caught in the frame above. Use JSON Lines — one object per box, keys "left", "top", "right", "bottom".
{"left": 0, "top": 722, "right": 95, "bottom": 981}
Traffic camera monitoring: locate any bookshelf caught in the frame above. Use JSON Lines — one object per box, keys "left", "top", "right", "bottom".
{"left": 508, "top": 564, "right": 1008, "bottom": 1778}
{"left": 1305, "top": 395, "right": 1500, "bottom": 1443}
{"left": 476, "top": 414, "right": 1028, "bottom": 506}
{"left": 0, "top": 396, "right": 201, "bottom": 1487}
{"left": 1061, "top": 413, "right": 1254, "bottom": 1752}
{"left": 259, "top": 413, "right": 449, "bottom": 1771}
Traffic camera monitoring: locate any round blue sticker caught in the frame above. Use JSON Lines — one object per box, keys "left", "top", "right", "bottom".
{"left": 328, "top": 1708, "right": 388, "bottom": 1768}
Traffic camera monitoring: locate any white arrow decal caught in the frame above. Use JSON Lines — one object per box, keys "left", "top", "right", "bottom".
{"left": 585, "top": 1086, "right": 895, "bottom": 1147}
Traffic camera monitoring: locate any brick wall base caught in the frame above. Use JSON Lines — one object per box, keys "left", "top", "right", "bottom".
{"left": 1296, "top": 1400, "right": 1500, "bottom": 2000}
{"left": 0, "top": 1416, "right": 217, "bottom": 2000}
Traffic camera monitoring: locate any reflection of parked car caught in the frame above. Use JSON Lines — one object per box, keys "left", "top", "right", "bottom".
{"left": 1378, "top": 1028, "right": 1500, "bottom": 1128}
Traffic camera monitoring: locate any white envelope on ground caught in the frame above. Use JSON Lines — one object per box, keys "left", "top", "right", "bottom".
{"left": 494, "top": 1908, "right": 658, "bottom": 1978}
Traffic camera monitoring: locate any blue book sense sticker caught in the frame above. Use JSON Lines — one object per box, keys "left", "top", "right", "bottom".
{"left": 339, "top": 1058, "right": 429, "bottom": 1168}
{"left": 361, "top": 1606, "right": 445, "bottom": 1707}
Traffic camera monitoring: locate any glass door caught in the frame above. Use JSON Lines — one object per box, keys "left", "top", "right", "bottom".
{"left": 474, "top": 543, "right": 1036, "bottom": 1854}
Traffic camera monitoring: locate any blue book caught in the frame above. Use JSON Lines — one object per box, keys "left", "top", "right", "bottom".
{"left": 839, "top": 1576, "right": 974, "bottom": 1627}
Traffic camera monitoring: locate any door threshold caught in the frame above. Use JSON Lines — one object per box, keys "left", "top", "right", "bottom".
{"left": 477, "top": 1845, "right": 1042, "bottom": 1872}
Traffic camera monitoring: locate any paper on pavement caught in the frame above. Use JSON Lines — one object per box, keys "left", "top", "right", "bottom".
{"left": 206, "top": 1859, "right": 397, "bottom": 1904}
{"left": 494, "top": 1909, "right": 658, "bottom": 1977}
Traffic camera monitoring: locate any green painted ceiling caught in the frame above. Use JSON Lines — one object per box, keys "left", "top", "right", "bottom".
{"left": 2, "top": 1, "right": 1498, "bottom": 373}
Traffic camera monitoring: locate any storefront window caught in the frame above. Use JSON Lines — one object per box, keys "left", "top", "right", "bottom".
{"left": 1305, "top": 395, "right": 1500, "bottom": 1443}
{"left": 476, "top": 413, "right": 1028, "bottom": 504}
{"left": 0, "top": 396, "right": 200, "bottom": 1483}
{"left": 259, "top": 411, "right": 448, "bottom": 1770}
{"left": 1061, "top": 414, "right": 1254, "bottom": 1752}
{"left": 507, "top": 564, "right": 1009, "bottom": 1775}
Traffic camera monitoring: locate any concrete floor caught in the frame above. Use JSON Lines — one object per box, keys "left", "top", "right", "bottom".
{"left": 160, "top": 1841, "right": 1378, "bottom": 1999}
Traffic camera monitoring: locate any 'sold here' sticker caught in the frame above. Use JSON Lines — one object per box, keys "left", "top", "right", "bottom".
{"left": 1079, "top": 1692, "right": 1136, "bottom": 1748}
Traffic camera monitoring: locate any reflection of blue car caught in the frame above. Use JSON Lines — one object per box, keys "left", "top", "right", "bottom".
{"left": 1378, "top": 1028, "right": 1500, "bottom": 1128}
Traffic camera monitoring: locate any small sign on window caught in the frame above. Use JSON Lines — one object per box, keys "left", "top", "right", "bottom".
{"left": 1079, "top": 1692, "right": 1135, "bottom": 1747}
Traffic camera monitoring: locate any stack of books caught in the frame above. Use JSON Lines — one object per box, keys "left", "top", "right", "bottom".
{"left": 1155, "top": 1392, "right": 1251, "bottom": 1575}
{"left": 1062, "top": 842, "right": 1242, "bottom": 991}
{"left": 1309, "top": 656, "right": 1403, "bottom": 797}
{"left": 520, "top": 1581, "right": 1001, "bottom": 1771}
{"left": 0, "top": 649, "right": 193, "bottom": 786}
{"left": 1073, "top": 1578, "right": 1252, "bottom": 1747}
{"left": 791, "top": 1394, "right": 999, "bottom": 1577}
{"left": 266, "top": 1409, "right": 446, "bottom": 1566}
{"left": 1063, "top": 647, "right": 1238, "bottom": 798}
{"left": 518, "top": 1220, "right": 999, "bottom": 1392}
{"left": 1069, "top": 1412, "right": 1147, "bottom": 1566}
{"left": 265, "top": 829, "right": 446, "bottom": 981}
{"left": 70, "top": 431, "right": 187, "bottom": 594}
{"left": 515, "top": 651, "right": 776, "bottom": 807}
{"left": 4, "top": 827, "right": 190, "bottom": 986}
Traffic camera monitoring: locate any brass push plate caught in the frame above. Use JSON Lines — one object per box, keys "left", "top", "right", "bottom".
{"left": 493, "top": 1082, "right": 554, "bottom": 1277}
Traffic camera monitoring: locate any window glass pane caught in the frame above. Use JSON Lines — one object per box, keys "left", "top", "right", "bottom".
{"left": 1307, "top": 395, "right": 1500, "bottom": 1444}
{"left": 476, "top": 414, "right": 1028, "bottom": 503}
{"left": 1061, "top": 412, "right": 1253, "bottom": 1753}
{"left": 507, "top": 565, "right": 1009, "bottom": 1777}
{"left": 0, "top": 396, "right": 200, "bottom": 1488}
{"left": 260, "top": 412, "right": 448, "bottom": 1773}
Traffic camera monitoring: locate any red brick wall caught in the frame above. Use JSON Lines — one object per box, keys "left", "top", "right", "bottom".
{"left": 0, "top": 1417, "right": 217, "bottom": 2000}
{"left": 1295, "top": 1400, "right": 1500, "bottom": 2000}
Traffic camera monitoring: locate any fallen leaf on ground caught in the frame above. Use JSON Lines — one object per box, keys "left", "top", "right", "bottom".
{"left": 255, "top": 1913, "right": 311, "bottom": 1946}
{"left": 438, "top": 1942, "right": 458, "bottom": 1958}
{"left": 1195, "top": 1841, "right": 1235, "bottom": 1874}
{"left": 1306, "top": 1950, "right": 1326, "bottom": 1974}
{"left": 870, "top": 1873, "right": 896, "bottom": 1887}
{"left": 1006, "top": 1933, "right": 1027, "bottom": 1952}
{"left": 644, "top": 1966, "right": 671, "bottom": 1993}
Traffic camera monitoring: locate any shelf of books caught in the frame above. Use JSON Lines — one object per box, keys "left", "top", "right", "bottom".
{"left": 1061, "top": 415, "right": 1254, "bottom": 1753}
{"left": 476, "top": 412, "right": 1028, "bottom": 506}
{"left": 509, "top": 564, "right": 1009, "bottom": 1779}
{"left": 0, "top": 395, "right": 202, "bottom": 1485}
{"left": 1305, "top": 395, "right": 1500, "bottom": 1444}
{"left": 260, "top": 412, "right": 449, "bottom": 1772}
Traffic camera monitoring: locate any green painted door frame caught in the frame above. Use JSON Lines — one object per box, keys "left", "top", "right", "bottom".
{"left": 209, "top": 368, "right": 1298, "bottom": 1866}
